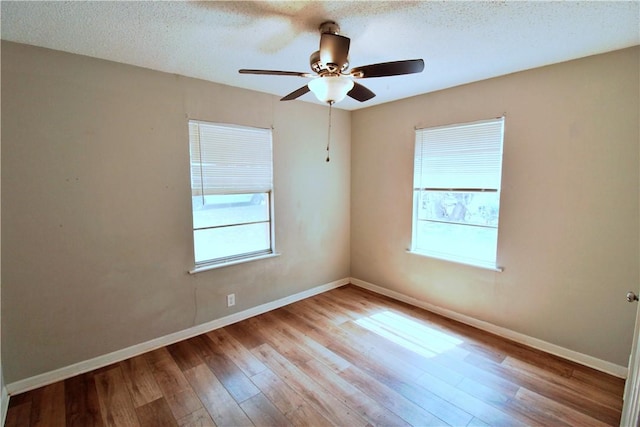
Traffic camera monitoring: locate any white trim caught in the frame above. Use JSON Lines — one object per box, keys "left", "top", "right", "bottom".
{"left": 7, "top": 278, "right": 350, "bottom": 395}
{"left": 620, "top": 294, "right": 640, "bottom": 425}
{"left": 1, "top": 386, "right": 8, "bottom": 427}
{"left": 407, "top": 250, "right": 504, "bottom": 272}
{"left": 350, "top": 277, "right": 628, "bottom": 379}
{"left": 189, "top": 252, "right": 281, "bottom": 274}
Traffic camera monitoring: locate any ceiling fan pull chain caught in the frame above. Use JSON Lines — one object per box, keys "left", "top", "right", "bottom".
{"left": 326, "top": 101, "right": 333, "bottom": 162}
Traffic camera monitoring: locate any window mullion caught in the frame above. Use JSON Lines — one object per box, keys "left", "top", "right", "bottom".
{"left": 415, "top": 188, "right": 498, "bottom": 192}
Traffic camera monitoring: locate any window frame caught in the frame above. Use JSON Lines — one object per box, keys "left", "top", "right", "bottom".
{"left": 187, "top": 120, "right": 277, "bottom": 273}
{"left": 409, "top": 117, "right": 505, "bottom": 272}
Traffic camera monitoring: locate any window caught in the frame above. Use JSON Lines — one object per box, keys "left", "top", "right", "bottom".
{"left": 411, "top": 117, "right": 505, "bottom": 270}
{"left": 188, "top": 121, "right": 274, "bottom": 270}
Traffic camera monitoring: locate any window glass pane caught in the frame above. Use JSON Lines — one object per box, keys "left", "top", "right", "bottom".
{"left": 192, "top": 193, "right": 269, "bottom": 229}
{"left": 194, "top": 222, "right": 271, "bottom": 263}
{"left": 415, "top": 221, "right": 497, "bottom": 264}
{"left": 417, "top": 191, "right": 499, "bottom": 227}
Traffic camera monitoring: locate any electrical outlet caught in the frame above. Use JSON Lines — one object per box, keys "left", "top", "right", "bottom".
{"left": 227, "top": 293, "right": 235, "bottom": 307}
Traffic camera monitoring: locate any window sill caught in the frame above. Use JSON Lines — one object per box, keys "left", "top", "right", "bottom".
{"left": 189, "top": 252, "right": 281, "bottom": 274}
{"left": 407, "top": 250, "right": 503, "bottom": 272}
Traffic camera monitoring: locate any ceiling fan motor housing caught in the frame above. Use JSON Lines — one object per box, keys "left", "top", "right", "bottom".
{"left": 313, "top": 21, "right": 350, "bottom": 74}
{"left": 310, "top": 50, "right": 348, "bottom": 75}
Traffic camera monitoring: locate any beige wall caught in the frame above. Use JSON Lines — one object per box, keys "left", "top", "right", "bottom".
{"left": 351, "top": 47, "right": 640, "bottom": 367}
{"left": 0, "top": 41, "right": 350, "bottom": 383}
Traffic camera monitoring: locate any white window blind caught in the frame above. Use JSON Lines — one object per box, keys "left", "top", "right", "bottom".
{"left": 189, "top": 122, "right": 273, "bottom": 196}
{"left": 414, "top": 118, "right": 504, "bottom": 191}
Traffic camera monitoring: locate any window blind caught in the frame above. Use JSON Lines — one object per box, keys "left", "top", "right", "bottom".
{"left": 414, "top": 117, "right": 504, "bottom": 190}
{"left": 189, "top": 121, "right": 273, "bottom": 196}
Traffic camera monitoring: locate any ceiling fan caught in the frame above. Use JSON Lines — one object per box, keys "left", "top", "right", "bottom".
{"left": 239, "top": 21, "right": 425, "bottom": 105}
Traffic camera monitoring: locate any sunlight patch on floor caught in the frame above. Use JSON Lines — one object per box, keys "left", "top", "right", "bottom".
{"left": 355, "top": 311, "right": 463, "bottom": 358}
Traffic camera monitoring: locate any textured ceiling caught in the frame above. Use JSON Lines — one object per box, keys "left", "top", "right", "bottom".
{"left": 1, "top": 1, "right": 638, "bottom": 110}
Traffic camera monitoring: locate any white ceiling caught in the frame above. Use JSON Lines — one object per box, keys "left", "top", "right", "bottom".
{"left": 1, "top": 1, "right": 638, "bottom": 110}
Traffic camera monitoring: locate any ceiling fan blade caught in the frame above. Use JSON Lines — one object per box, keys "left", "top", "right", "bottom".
{"left": 350, "top": 59, "right": 425, "bottom": 78}
{"left": 347, "top": 82, "right": 376, "bottom": 102}
{"left": 319, "top": 33, "right": 350, "bottom": 69}
{"left": 280, "top": 85, "right": 310, "bottom": 101}
{"left": 239, "top": 69, "right": 311, "bottom": 78}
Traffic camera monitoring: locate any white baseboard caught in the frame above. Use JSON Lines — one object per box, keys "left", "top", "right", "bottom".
{"left": 7, "top": 277, "right": 350, "bottom": 395}
{"left": 350, "top": 277, "right": 628, "bottom": 379}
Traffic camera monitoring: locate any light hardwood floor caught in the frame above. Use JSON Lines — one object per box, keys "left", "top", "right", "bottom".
{"left": 6, "top": 284, "right": 625, "bottom": 426}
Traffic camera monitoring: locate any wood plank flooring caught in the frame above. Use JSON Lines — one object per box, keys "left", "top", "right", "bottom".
{"left": 6, "top": 284, "right": 625, "bottom": 426}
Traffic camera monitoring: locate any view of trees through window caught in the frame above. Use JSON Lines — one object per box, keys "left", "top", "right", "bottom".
{"left": 418, "top": 191, "right": 499, "bottom": 227}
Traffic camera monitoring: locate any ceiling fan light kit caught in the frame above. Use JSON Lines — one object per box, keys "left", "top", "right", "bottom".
{"left": 308, "top": 75, "right": 354, "bottom": 104}
{"left": 239, "top": 20, "right": 425, "bottom": 106}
